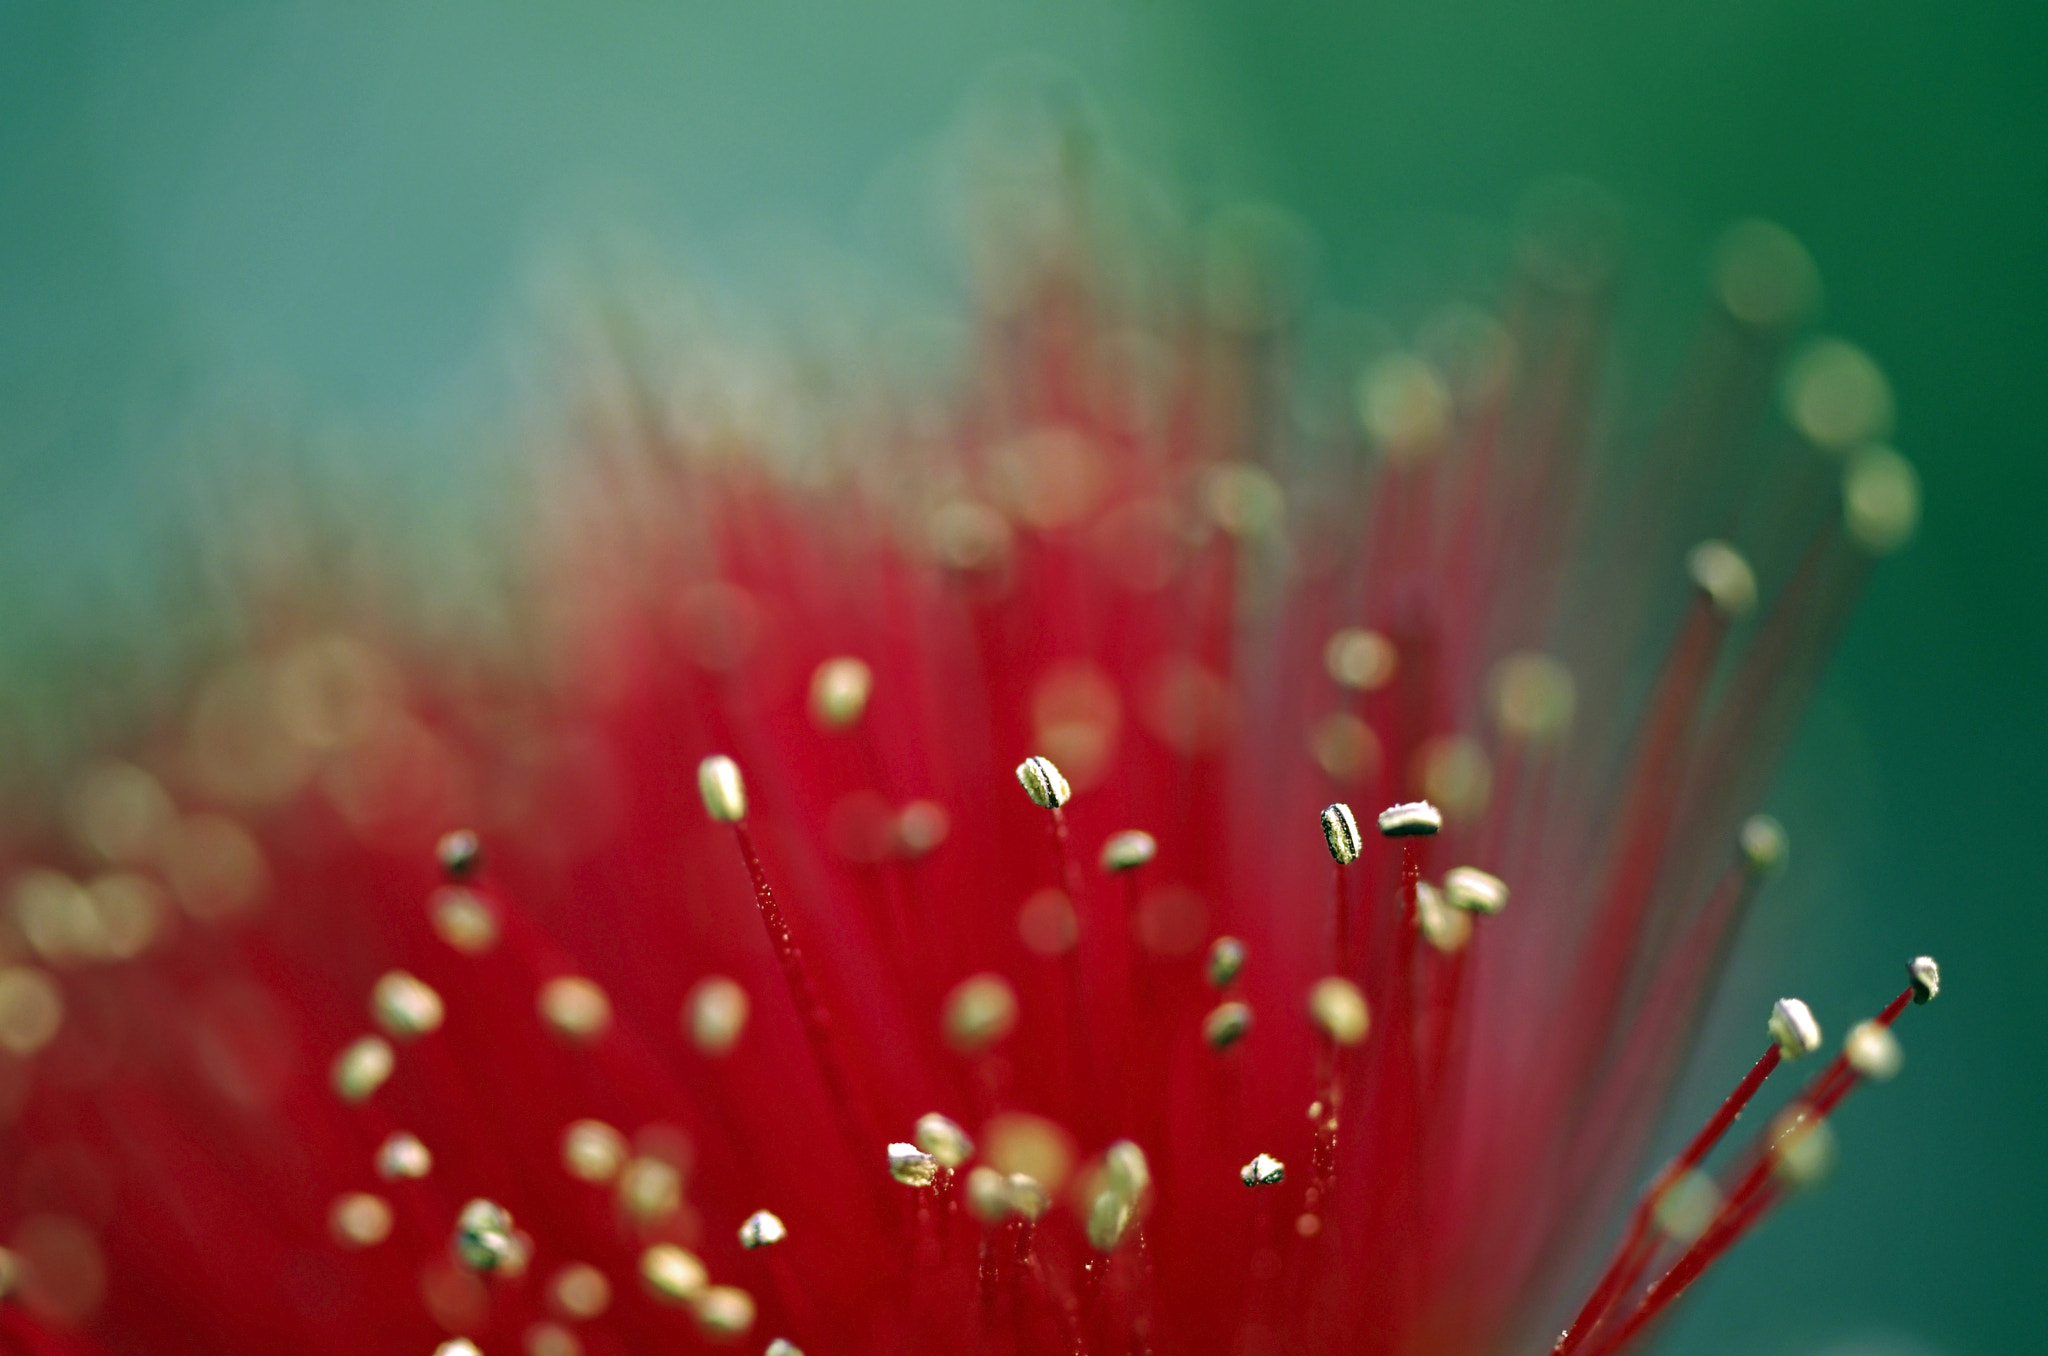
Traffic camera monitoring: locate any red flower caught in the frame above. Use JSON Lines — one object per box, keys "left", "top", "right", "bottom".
{"left": 0, "top": 155, "right": 1936, "bottom": 1356}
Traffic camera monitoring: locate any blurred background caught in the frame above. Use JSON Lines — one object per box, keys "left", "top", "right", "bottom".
{"left": 2, "top": 2, "right": 2041, "bottom": 1352}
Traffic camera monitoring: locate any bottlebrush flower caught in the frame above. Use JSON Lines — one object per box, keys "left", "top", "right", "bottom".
{"left": 0, "top": 131, "right": 1938, "bottom": 1356}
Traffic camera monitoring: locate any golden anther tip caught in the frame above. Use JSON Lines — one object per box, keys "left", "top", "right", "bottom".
{"left": 686, "top": 976, "right": 750, "bottom": 1056}
{"left": 693, "top": 1285, "right": 757, "bottom": 1340}
{"left": 1443, "top": 866, "right": 1508, "bottom": 915}
{"left": 453, "top": 1198, "right": 525, "bottom": 1273}
{"left": 1687, "top": 540, "right": 1758, "bottom": 618}
{"left": 1377, "top": 801, "right": 1442, "bottom": 837}
{"left": 1740, "top": 815, "right": 1789, "bottom": 874}
{"left": 1320, "top": 803, "right": 1362, "bottom": 864}
{"left": 1015, "top": 756, "right": 1071, "bottom": 810}
{"left": 560, "top": 1119, "right": 628, "bottom": 1183}
{"left": 737, "top": 1210, "right": 786, "bottom": 1249}
{"left": 809, "top": 656, "right": 875, "bottom": 730}
{"left": 942, "top": 972, "right": 1018, "bottom": 1053}
{"left": 1325, "top": 628, "right": 1397, "bottom": 692}
{"left": 914, "top": 1113, "right": 974, "bottom": 1168}
{"left": 1308, "top": 976, "right": 1370, "bottom": 1046}
{"left": 371, "top": 970, "right": 445, "bottom": 1040}
{"left": 1241, "top": 1153, "right": 1286, "bottom": 1186}
{"left": 331, "top": 1035, "right": 395, "bottom": 1104}
{"left": 1768, "top": 997, "right": 1823, "bottom": 1058}
{"left": 1206, "top": 936, "right": 1247, "bottom": 989}
{"left": 696, "top": 755, "right": 748, "bottom": 823}
{"left": 1099, "top": 829, "right": 1158, "bottom": 872}
{"left": 888, "top": 1142, "right": 939, "bottom": 1187}
{"left": 640, "top": 1244, "right": 708, "bottom": 1305}
{"left": 376, "top": 1131, "right": 433, "bottom": 1180}
{"left": 1203, "top": 1000, "right": 1253, "bottom": 1051}
{"left": 435, "top": 829, "right": 482, "bottom": 878}
{"left": 1845, "top": 1020, "right": 1904, "bottom": 1081}
{"left": 538, "top": 976, "right": 612, "bottom": 1043}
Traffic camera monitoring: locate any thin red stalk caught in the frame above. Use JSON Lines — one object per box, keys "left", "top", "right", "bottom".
{"left": 1553, "top": 1043, "right": 1782, "bottom": 1355}
{"left": 1558, "top": 596, "right": 1729, "bottom": 1100}
{"left": 1333, "top": 861, "right": 1352, "bottom": 975}
{"left": 1048, "top": 805, "right": 1100, "bottom": 1125}
{"left": 1556, "top": 856, "right": 1765, "bottom": 1213}
{"left": 1348, "top": 840, "right": 1431, "bottom": 1348}
{"left": 1587, "top": 986, "right": 1919, "bottom": 1356}
{"left": 729, "top": 821, "right": 877, "bottom": 1157}
{"left": 1307, "top": 1035, "right": 1342, "bottom": 1229}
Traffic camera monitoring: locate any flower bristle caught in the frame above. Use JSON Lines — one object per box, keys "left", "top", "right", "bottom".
{"left": 0, "top": 108, "right": 1937, "bottom": 1356}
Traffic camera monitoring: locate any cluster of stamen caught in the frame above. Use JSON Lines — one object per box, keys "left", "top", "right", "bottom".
{"left": 0, "top": 194, "right": 1938, "bottom": 1356}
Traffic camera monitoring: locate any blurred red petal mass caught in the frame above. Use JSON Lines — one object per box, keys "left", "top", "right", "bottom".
{"left": 0, "top": 129, "right": 1936, "bottom": 1356}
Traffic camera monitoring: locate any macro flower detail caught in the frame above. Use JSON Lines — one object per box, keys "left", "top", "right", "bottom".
{"left": 0, "top": 120, "right": 1941, "bottom": 1356}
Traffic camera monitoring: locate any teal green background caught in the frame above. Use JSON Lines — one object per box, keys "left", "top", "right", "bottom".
{"left": 3, "top": 3, "right": 2041, "bottom": 1353}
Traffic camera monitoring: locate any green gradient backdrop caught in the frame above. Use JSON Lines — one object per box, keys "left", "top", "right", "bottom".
{"left": 3, "top": 4, "right": 2041, "bottom": 1354}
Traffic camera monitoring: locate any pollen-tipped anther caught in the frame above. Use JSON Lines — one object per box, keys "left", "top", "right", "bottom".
{"left": 809, "top": 656, "right": 874, "bottom": 729}
{"left": 538, "top": 976, "right": 612, "bottom": 1042}
{"left": 1241, "top": 1153, "right": 1286, "bottom": 1186}
{"left": 1090, "top": 1143, "right": 1151, "bottom": 1252}
{"left": 640, "top": 1244, "right": 709, "bottom": 1304}
{"left": 1377, "top": 801, "right": 1442, "bottom": 837}
{"left": 1443, "top": 865, "right": 1508, "bottom": 915}
{"left": 686, "top": 976, "right": 750, "bottom": 1055}
{"left": 370, "top": 970, "right": 445, "bottom": 1040}
{"left": 697, "top": 755, "right": 748, "bottom": 822}
{"left": 1909, "top": 955, "right": 1940, "bottom": 1004}
{"left": 964, "top": 1166, "right": 1010, "bottom": 1222}
{"left": 550, "top": 1262, "right": 612, "bottom": 1320}
{"left": 1308, "top": 976, "right": 1371, "bottom": 1045}
{"left": 429, "top": 886, "right": 498, "bottom": 954}
{"left": 1650, "top": 1169, "right": 1724, "bottom": 1244}
{"left": 1491, "top": 651, "right": 1577, "bottom": 743}
{"left": 434, "top": 1341, "right": 482, "bottom": 1356}
{"left": 453, "top": 1198, "right": 525, "bottom": 1273}
{"left": 914, "top": 1113, "right": 974, "bottom": 1168}
{"left": 618, "top": 1155, "right": 683, "bottom": 1224}
{"left": 1740, "top": 814, "right": 1789, "bottom": 875}
{"left": 1843, "top": 446, "right": 1921, "bottom": 554}
{"left": 1325, "top": 627, "right": 1398, "bottom": 691}
{"left": 765, "top": 1341, "right": 804, "bottom": 1356}
{"left": 1015, "top": 756, "right": 1071, "bottom": 810}
{"left": 888, "top": 1142, "right": 940, "bottom": 1187}
{"left": 1714, "top": 219, "right": 1820, "bottom": 329}
{"left": 1204, "top": 1000, "right": 1253, "bottom": 1050}
{"left": 1770, "top": 1109, "right": 1840, "bottom": 1187}
{"left": 1321, "top": 803, "right": 1363, "bottom": 863}
{"left": 435, "top": 829, "right": 482, "bottom": 879}
{"left": 1687, "top": 540, "right": 1759, "bottom": 618}
{"left": 1845, "top": 1020, "right": 1904, "bottom": 1081}
{"left": 1086, "top": 1187, "right": 1135, "bottom": 1252}
{"left": 1786, "top": 337, "right": 1893, "bottom": 451}
{"left": 943, "top": 972, "right": 1018, "bottom": 1052}
{"left": 1106, "top": 1139, "right": 1151, "bottom": 1200}
{"left": 1767, "top": 997, "right": 1823, "bottom": 1058}
{"left": 1006, "top": 1174, "right": 1052, "bottom": 1221}
{"left": 0, "top": 967, "right": 60, "bottom": 1057}
{"left": 331, "top": 1035, "right": 395, "bottom": 1104}
{"left": 1206, "top": 935, "right": 1247, "bottom": 989}
{"left": 738, "top": 1210, "right": 787, "bottom": 1249}
{"left": 376, "top": 1131, "right": 433, "bottom": 1180}
{"left": 694, "top": 1284, "right": 757, "bottom": 1339}
{"left": 1415, "top": 881, "right": 1472, "bottom": 954}
{"left": 329, "top": 1192, "right": 393, "bottom": 1248}
{"left": 1100, "top": 829, "right": 1157, "bottom": 872}
{"left": 561, "top": 1119, "right": 628, "bottom": 1183}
